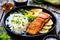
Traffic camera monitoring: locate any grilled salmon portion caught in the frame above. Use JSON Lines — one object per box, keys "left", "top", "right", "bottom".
{"left": 26, "top": 17, "right": 44, "bottom": 34}
{"left": 26, "top": 12, "right": 50, "bottom": 35}
{"left": 39, "top": 12, "right": 50, "bottom": 22}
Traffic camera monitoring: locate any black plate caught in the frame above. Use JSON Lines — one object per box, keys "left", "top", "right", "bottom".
{"left": 3, "top": 6, "right": 57, "bottom": 37}
{"left": 43, "top": 35, "right": 60, "bottom": 40}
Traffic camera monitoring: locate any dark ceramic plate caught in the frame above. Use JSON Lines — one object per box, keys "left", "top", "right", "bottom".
{"left": 14, "top": 0, "right": 28, "bottom": 6}
{"left": 3, "top": 6, "right": 57, "bottom": 37}
{"left": 43, "top": 35, "right": 60, "bottom": 40}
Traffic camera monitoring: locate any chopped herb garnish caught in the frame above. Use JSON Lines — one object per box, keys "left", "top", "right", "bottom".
{"left": 28, "top": 16, "right": 36, "bottom": 22}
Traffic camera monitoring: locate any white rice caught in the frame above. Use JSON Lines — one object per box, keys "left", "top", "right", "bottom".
{"left": 6, "top": 13, "right": 28, "bottom": 34}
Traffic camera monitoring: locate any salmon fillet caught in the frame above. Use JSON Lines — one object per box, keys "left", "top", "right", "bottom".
{"left": 39, "top": 12, "right": 50, "bottom": 22}
{"left": 26, "top": 12, "right": 50, "bottom": 35}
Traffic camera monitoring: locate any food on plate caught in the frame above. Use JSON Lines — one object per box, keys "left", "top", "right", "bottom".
{"left": 26, "top": 17, "right": 45, "bottom": 34}
{"left": 26, "top": 12, "right": 50, "bottom": 35}
{"left": 45, "top": 19, "right": 53, "bottom": 25}
{"left": 31, "top": 9, "right": 42, "bottom": 16}
{"left": 25, "top": 11, "right": 33, "bottom": 16}
{"left": 38, "top": 12, "right": 50, "bottom": 23}
{"left": 43, "top": 26, "right": 52, "bottom": 30}
{"left": 6, "top": 14, "right": 28, "bottom": 34}
{"left": 27, "top": 16, "right": 36, "bottom": 22}
{"left": 39, "top": 19, "right": 53, "bottom": 33}
{"left": 25, "top": 9, "right": 42, "bottom": 16}
{"left": 39, "top": 29, "right": 49, "bottom": 34}
{"left": 5, "top": 8, "right": 53, "bottom": 35}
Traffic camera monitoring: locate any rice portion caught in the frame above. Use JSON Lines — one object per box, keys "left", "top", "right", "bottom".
{"left": 6, "top": 13, "right": 28, "bottom": 34}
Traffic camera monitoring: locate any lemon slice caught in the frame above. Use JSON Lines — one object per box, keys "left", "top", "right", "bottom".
{"left": 45, "top": 19, "right": 53, "bottom": 26}
{"left": 43, "top": 26, "right": 52, "bottom": 30}
{"left": 31, "top": 9, "right": 42, "bottom": 16}
{"left": 39, "top": 29, "right": 49, "bottom": 34}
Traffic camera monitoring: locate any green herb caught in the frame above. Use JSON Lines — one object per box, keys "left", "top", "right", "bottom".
{"left": 0, "top": 27, "right": 4, "bottom": 31}
{"left": 18, "top": 9, "right": 27, "bottom": 15}
{"left": 11, "top": 20, "right": 14, "bottom": 22}
{"left": 0, "top": 27, "right": 10, "bottom": 40}
{"left": 32, "top": 0, "right": 60, "bottom": 6}
{"left": 32, "top": 0, "right": 44, "bottom": 4}
{"left": 11, "top": 20, "right": 19, "bottom": 24}
{"left": 28, "top": 16, "right": 36, "bottom": 22}
{"left": 0, "top": 32, "right": 10, "bottom": 40}
{"left": 18, "top": 27, "right": 21, "bottom": 29}
{"left": 15, "top": 20, "right": 19, "bottom": 24}
{"left": 44, "top": 0, "right": 60, "bottom": 5}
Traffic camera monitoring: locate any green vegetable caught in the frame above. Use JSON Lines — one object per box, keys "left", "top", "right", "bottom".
{"left": 0, "top": 27, "right": 10, "bottom": 40}
{"left": 0, "top": 27, "right": 4, "bottom": 31}
{"left": 0, "top": 32, "right": 10, "bottom": 40}
{"left": 11, "top": 19, "right": 19, "bottom": 24}
{"left": 32, "top": 0, "right": 44, "bottom": 4}
{"left": 27, "top": 16, "right": 36, "bottom": 22}
{"left": 18, "top": 27, "right": 21, "bottom": 29}
{"left": 44, "top": 0, "right": 60, "bottom": 5}
{"left": 18, "top": 9, "right": 28, "bottom": 15}
{"left": 32, "top": 0, "right": 60, "bottom": 5}
{"left": 11, "top": 20, "right": 14, "bottom": 22}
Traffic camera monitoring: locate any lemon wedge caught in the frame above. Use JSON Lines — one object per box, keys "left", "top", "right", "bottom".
{"left": 43, "top": 26, "right": 52, "bottom": 30}
{"left": 39, "top": 29, "right": 49, "bottom": 34}
{"left": 45, "top": 19, "right": 53, "bottom": 26}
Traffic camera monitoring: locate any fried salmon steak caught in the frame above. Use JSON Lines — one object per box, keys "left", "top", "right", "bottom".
{"left": 26, "top": 12, "right": 50, "bottom": 35}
